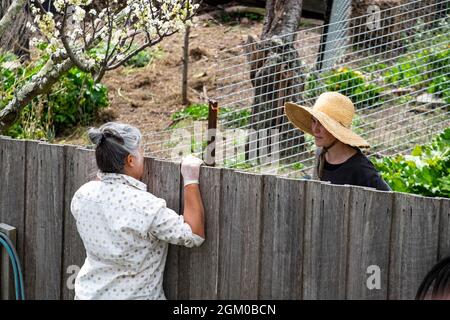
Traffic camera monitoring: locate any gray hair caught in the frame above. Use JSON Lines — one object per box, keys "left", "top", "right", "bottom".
{"left": 88, "top": 122, "right": 142, "bottom": 173}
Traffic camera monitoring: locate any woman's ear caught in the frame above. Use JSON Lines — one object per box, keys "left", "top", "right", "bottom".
{"left": 126, "top": 154, "right": 135, "bottom": 168}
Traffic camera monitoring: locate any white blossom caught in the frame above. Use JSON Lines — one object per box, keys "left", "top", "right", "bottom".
{"left": 28, "top": 0, "right": 198, "bottom": 74}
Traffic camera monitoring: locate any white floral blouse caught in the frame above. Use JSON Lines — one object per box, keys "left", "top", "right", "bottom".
{"left": 70, "top": 171, "right": 204, "bottom": 300}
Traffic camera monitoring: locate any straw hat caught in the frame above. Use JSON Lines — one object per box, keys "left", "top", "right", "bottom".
{"left": 284, "top": 92, "right": 369, "bottom": 148}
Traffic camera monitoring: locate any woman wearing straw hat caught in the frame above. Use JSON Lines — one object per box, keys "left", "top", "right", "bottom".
{"left": 285, "top": 92, "right": 391, "bottom": 191}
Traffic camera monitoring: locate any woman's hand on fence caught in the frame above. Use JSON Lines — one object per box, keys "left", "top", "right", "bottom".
{"left": 181, "top": 155, "right": 204, "bottom": 187}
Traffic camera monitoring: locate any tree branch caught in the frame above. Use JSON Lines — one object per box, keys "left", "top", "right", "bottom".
{"left": 105, "top": 30, "right": 177, "bottom": 71}
{"left": 0, "top": 58, "right": 74, "bottom": 133}
{"left": 1, "top": 0, "right": 202, "bottom": 130}
{"left": 60, "top": 5, "right": 96, "bottom": 74}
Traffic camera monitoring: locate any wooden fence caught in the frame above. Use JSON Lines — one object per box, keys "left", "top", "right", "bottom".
{"left": 0, "top": 136, "right": 449, "bottom": 300}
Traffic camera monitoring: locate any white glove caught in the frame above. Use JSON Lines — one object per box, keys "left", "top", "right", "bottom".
{"left": 181, "top": 155, "right": 204, "bottom": 186}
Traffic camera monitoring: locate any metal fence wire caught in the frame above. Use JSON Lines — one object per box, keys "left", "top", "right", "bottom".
{"left": 143, "top": 0, "right": 450, "bottom": 178}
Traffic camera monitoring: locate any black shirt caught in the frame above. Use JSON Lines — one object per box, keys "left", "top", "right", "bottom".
{"left": 320, "top": 149, "right": 391, "bottom": 191}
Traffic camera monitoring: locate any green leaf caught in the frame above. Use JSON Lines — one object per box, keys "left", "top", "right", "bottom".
{"left": 412, "top": 145, "right": 423, "bottom": 156}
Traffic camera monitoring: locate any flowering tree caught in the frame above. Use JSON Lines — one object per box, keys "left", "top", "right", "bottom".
{"left": 0, "top": 0, "right": 199, "bottom": 132}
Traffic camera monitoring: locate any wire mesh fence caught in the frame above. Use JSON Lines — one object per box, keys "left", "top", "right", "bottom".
{"left": 143, "top": 0, "right": 450, "bottom": 178}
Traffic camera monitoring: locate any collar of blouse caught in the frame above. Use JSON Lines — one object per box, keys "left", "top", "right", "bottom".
{"left": 96, "top": 171, "right": 147, "bottom": 191}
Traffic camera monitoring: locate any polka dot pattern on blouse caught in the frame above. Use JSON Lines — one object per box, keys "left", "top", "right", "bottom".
{"left": 70, "top": 171, "right": 204, "bottom": 300}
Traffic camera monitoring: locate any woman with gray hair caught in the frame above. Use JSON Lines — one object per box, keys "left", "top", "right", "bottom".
{"left": 70, "top": 122, "right": 205, "bottom": 300}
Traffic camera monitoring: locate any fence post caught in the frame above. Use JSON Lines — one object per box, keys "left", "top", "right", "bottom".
{"left": 388, "top": 192, "right": 441, "bottom": 299}
{"left": 346, "top": 186, "right": 393, "bottom": 299}
{"left": 259, "top": 176, "right": 306, "bottom": 299}
{"left": 34, "top": 143, "right": 66, "bottom": 300}
{"left": 150, "top": 159, "right": 182, "bottom": 299}
{"left": 205, "top": 99, "right": 218, "bottom": 166}
{"left": 303, "top": 181, "right": 351, "bottom": 299}
{"left": 182, "top": 25, "right": 190, "bottom": 105}
{"left": 178, "top": 166, "right": 223, "bottom": 299}
{"left": 218, "top": 169, "right": 263, "bottom": 299}
{"left": 61, "top": 147, "right": 95, "bottom": 300}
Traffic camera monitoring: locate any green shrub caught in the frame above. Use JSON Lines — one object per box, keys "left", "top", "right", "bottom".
{"left": 383, "top": 15, "right": 450, "bottom": 101}
{"left": 384, "top": 46, "right": 450, "bottom": 90}
{"left": 172, "top": 103, "right": 210, "bottom": 122}
{"left": 304, "top": 72, "right": 323, "bottom": 100}
{"left": 124, "top": 50, "right": 152, "bottom": 68}
{"left": 1, "top": 52, "right": 109, "bottom": 140}
{"left": 123, "top": 46, "right": 164, "bottom": 68}
{"left": 171, "top": 104, "right": 251, "bottom": 129}
{"left": 303, "top": 68, "right": 384, "bottom": 109}
{"left": 361, "top": 60, "right": 388, "bottom": 73}
{"left": 373, "top": 128, "right": 450, "bottom": 198}
{"left": 323, "top": 67, "right": 384, "bottom": 109}
{"left": 427, "top": 74, "right": 450, "bottom": 104}
{"left": 50, "top": 67, "right": 109, "bottom": 133}
{"left": 221, "top": 107, "right": 251, "bottom": 128}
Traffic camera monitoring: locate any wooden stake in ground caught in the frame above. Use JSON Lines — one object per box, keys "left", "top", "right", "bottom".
{"left": 182, "top": 25, "right": 190, "bottom": 105}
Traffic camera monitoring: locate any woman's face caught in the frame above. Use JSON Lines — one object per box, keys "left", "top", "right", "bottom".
{"left": 124, "top": 146, "right": 145, "bottom": 180}
{"left": 311, "top": 117, "right": 336, "bottom": 148}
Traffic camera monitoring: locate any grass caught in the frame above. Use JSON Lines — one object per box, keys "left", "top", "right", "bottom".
{"left": 123, "top": 46, "right": 165, "bottom": 69}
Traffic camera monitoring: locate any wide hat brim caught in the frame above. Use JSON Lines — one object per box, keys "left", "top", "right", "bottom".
{"left": 285, "top": 102, "right": 370, "bottom": 148}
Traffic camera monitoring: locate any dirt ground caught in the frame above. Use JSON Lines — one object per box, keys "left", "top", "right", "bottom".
{"left": 55, "top": 15, "right": 261, "bottom": 145}
{"left": 54, "top": 9, "right": 324, "bottom": 146}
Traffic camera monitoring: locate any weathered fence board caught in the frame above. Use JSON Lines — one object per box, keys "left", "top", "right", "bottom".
{"left": 260, "top": 176, "right": 306, "bottom": 299}
{"left": 0, "top": 223, "right": 17, "bottom": 300}
{"left": 439, "top": 198, "right": 450, "bottom": 260}
{"left": 178, "top": 166, "right": 222, "bottom": 299}
{"left": 303, "top": 182, "right": 351, "bottom": 299}
{"left": 148, "top": 159, "right": 182, "bottom": 300}
{"left": 143, "top": 157, "right": 154, "bottom": 193}
{"left": 346, "top": 186, "right": 393, "bottom": 299}
{"left": 62, "top": 147, "right": 95, "bottom": 300}
{"left": 259, "top": 175, "right": 277, "bottom": 299}
{"left": 23, "top": 140, "right": 39, "bottom": 299}
{"left": 271, "top": 178, "right": 306, "bottom": 299}
{"left": 1, "top": 137, "right": 450, "bottom": 300}
{"left": 34, "top": 143, "right": 66, "bottom": 299}
{"left": 0, "top": 138, "right": 26, "bottom": 262}
{"left": 218, "top": 169, "right": 263, "bottom": 299}
{"left": 388, "top": 192, "right": 441, "bottom": 300}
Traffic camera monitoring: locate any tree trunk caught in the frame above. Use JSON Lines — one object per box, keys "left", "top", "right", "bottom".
{"left": 0, "top": 0, "right": 30, "bottom": 59}
{"left": 262, "top": 0, "right": 303, "bottom": 42}
{"left": 246, "top": 0, "right": 305, "bottom": 166}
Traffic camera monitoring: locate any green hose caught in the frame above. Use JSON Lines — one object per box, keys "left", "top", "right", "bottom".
{"left": 0, "top": 232, "right": 25, "bottom": 300}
